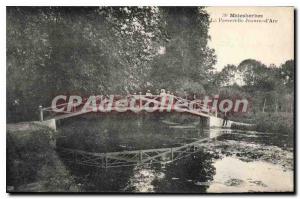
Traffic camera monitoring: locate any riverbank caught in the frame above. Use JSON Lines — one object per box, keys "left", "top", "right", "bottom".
{"left": 7, "top": 123, "right": 79, "bottom": 192}
{"left": 202, "top": 129, "right": 294, "bottom": 193}
{"left": 230, "top": 112, "right": 293, "bottom": 137}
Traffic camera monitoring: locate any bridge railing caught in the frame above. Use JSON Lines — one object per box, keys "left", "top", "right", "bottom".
{"left": 39, "top": 94, "right": 217, "bottom": 121}
{"left": 39, "top": 100, "right": 83, "bottom": 121}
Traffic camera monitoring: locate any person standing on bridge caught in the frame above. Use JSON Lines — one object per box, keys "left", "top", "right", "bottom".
{"left": 222, "top": 111, "right": 228, "bottom": 127}
{"left": 160, "top": 89, "right": 166, "bottom": 96}
{"left": 146, "top": 90, "right": 152, "bottom": 96}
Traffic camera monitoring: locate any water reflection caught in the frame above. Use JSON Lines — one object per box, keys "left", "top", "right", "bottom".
{"left": 205, "top": 128, "right": 231, "bottom": 139}
{"left": 124, "top": 166, "right": 163, "bottom": 192}
{"left": 56, "top": 114, "right": 293, "bottom": 193}
{"left": 208, "top": 157, "right": 293, "bottom": 193}
{"left": 121, "top": 150, "right": 216, "bottom": 193}
{"left": 57, "top": 113, "right": 208, "bottom": 152}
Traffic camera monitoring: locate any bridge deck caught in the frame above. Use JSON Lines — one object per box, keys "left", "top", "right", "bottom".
{"left": 53, "top": 106, "right": 211, "bottom": 120}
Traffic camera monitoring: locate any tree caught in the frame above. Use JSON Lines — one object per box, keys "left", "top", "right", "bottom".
{"left": 7, "top": 7, "right": 166, "bottom": 122}
{"left": 279, "top": 60, "right": 294, "bottom": 90}
{"left": 214, "top": 64, "right": 237, "bottom": 87}
{"left": 150, "top": 7, "right": 216, "bottom": 95}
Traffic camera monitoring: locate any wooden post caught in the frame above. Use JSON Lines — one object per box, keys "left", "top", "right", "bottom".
{"left": 139, "top": 151, "right": 143, "bottom": 162}
{"left": 39, "top": 105, "right": 43, "bottom": 121}
{"left": 105, "top": 154, "right": 108, "bottom": 168}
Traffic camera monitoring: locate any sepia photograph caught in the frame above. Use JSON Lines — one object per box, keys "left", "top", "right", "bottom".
{"left": 6, "top": 6, "right": 295, "bottom": 193}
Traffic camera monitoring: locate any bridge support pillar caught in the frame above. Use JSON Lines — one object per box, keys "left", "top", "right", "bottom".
{"left": 208, "top": 116, "right": 232, "bottom": 128}
{"left": 199, "top": 116, "right": 209, "bottom": 128}
{"left": 35, "top": 119, "right": 56, "bottom": 131}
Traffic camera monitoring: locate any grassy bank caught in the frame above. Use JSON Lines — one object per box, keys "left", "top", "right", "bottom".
{"left": 7, "top": 124, "right": 79, "bottom": 192}
{"left": 231, "top": 112, "right": 294, "bottom": 136}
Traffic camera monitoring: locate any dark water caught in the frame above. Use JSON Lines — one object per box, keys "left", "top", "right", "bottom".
{"left": 56, "top": 113, "right": 294, "bottom": 193}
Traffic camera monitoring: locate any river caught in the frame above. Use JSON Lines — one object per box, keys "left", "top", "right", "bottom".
{"left": 56, "top": 113, "right": 294, "bottom": 193}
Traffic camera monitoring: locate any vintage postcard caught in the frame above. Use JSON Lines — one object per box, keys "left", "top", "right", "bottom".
{"left": 6, "top": 6, "right": 294, "bottom": 193}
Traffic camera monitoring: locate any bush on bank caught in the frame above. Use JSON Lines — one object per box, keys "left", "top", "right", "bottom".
{"left": 254, "top": 112, "right": 293, "bottom": 135}
{"left": 231, "top": 112, "right": 293, "bottom": 136}
{"left": 7, "top": 126, "right": 79, "bottom": 192}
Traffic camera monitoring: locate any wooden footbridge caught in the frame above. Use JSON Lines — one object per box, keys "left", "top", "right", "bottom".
{"left": 35, "top": 94, "right": 243, "bottom": 131}
{"left": 39, "top": 94, "right": 218, "bottom": 124}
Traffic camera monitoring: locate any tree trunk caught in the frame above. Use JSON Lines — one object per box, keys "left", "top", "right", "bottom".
{"left": 262, "top": 98, "right": 266, "bottom": 113}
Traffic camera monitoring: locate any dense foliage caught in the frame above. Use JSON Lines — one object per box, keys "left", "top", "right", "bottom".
{"left": 7, "top": 127, "right": 78, "bottom": 191}
{"left": 7, "top": 7, "right": 216, "bottom": 122}
{"left": 215, "top": 59, "right": 294, "bottom": 114}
